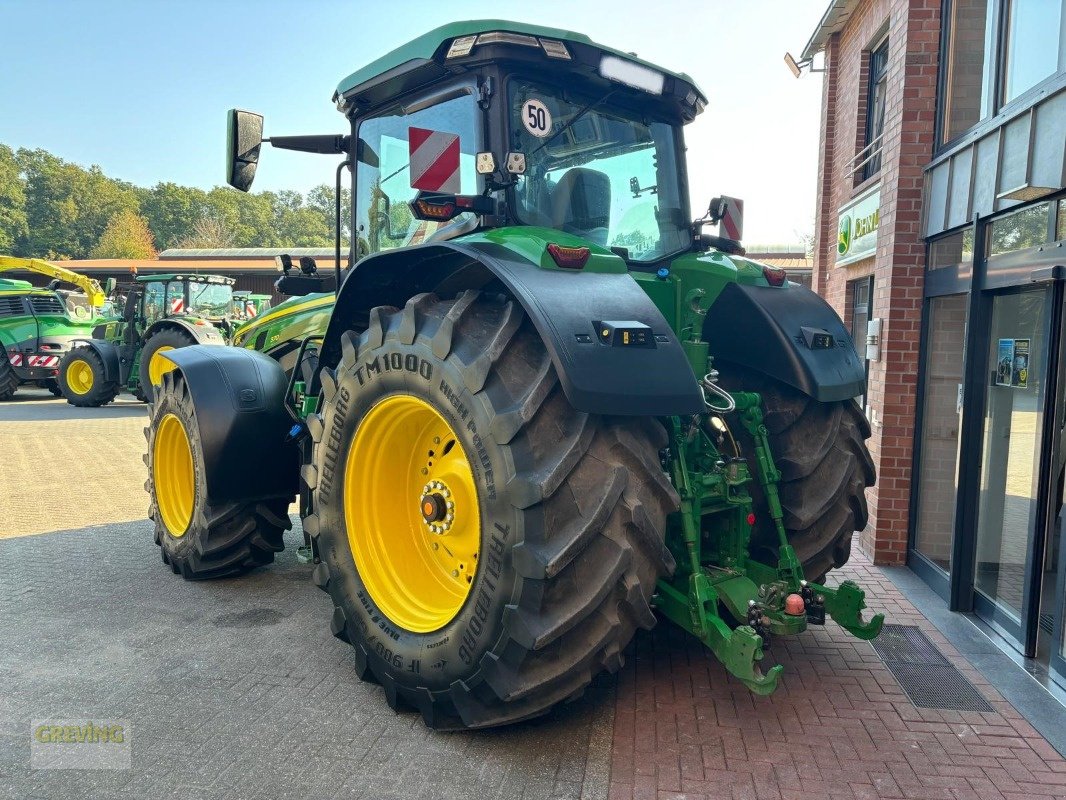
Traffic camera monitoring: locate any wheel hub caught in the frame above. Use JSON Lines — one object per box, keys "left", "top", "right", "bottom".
{"left": 420, "top": 481, "right": 455, "bottom": 533}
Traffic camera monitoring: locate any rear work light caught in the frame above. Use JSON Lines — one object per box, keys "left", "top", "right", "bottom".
{"left": 762, "top": 265, "right": 788, "bottom": 287}
{"left": 447, "top": 31, "right": 548, "bottom": 59}
{"left": 547, "top": 243, "right": 590, "bottom": 269}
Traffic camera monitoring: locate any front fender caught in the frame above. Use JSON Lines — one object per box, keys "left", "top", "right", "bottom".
{"left": 159, "top": 346, "right": 298, "bottom": 503}
{"left": 703, "top": 282, "right": 865, "bottom": 402}
{"left": 80, "top": 339, "right": 121, "bottom": 383}
{"left": 322, "top": 238, "right": 704, "bottom": 416}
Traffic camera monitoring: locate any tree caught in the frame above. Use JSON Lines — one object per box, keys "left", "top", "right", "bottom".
{"left": 141, "top": 182, "right": 209, "bottom": 250}
{"left": 0, "top": 144, "right": 27, "bottom": 253}
{"left": 174, "top": 211, "right": 237, "bottom": 249}
{"left": 92, "top": 209, "right": 157, "bottom": 259}
{"left": 18, "top": 148, "right": 139, "bottom": 258}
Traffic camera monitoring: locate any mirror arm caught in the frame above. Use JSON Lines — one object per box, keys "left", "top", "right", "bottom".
{"left": 266, "top": 134, "right": 351, "bottom": 155}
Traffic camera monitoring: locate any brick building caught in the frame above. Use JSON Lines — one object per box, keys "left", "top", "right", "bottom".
{"left": 801, "top": 0, "right": 1066, "bottom": 692}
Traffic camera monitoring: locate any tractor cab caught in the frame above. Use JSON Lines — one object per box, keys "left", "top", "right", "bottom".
{"left": 134, "top": 274, "right": 236, "bottom": 327}
{"left": 227, "top": 21, "right": 733, "bottom": 291}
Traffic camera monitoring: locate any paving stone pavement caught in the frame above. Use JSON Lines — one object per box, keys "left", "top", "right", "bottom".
{"left": 608, "top": 555, "right": 1066, "bottom": 800}
{"left": 5, "top": 387, "right": 1066, "bottom": 800}
{"left": 0, "top": 519, "right": 614, "bottom": 800}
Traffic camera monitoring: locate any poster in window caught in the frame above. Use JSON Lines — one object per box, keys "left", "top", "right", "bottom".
{"left": 995, "top": 338, "right": 1031, "bottom": 388}
{"left": 1012, "top": 338, "right": 1030, "bottom": 389}
{"left": 997, "top": 339, "right": 1014, "bottom": 387}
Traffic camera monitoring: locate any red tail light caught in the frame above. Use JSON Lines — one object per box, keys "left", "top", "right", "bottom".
{"left": 762, "top": 266, "right": 787, "bottom": 287}
{"left": 547, "top": 243, "right": 590, "bottom": 269}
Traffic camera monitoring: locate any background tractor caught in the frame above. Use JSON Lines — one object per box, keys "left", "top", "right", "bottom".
{"left": 145, "top": 21, "right": 881, "bottom": 730}
{"left": 231, "top": 290, "right": 273, "bottom": 324}
{"left": 58, "top": 273, "right": 233, "bottom": 406}
{"left": 0, "top": 256, "right": 111, "bottom": 400}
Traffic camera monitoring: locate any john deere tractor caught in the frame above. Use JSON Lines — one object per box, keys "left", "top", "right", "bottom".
{"left": 59, "top": 273, "right": 233, "bottom": 406}
{"left": 0, "top": 256, "right": 111, "bottom": 400}
{"left": 146, "top": 21, "right": 881, "bottom": 730}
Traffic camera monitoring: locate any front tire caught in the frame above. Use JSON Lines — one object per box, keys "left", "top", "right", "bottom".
{"left": 58, "top": 346, "right": 120, "bottom": 407}
{"left": 146, "top": 370, "right": 291, "bottom": 579}
{"left": 305, "top": 291, "right": 678, "bottom": 729}
{"left": 0, "top": 351, "right": 17, "bottom": 401}
{"left": 140, "top": 328, "right": 195, "bottom": 403}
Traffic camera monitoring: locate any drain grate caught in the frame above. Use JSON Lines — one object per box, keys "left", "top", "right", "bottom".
{"left": 871, "top": 624, "right": 993, "bottom": 713}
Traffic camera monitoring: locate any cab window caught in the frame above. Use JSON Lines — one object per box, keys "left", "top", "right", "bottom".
{"left": 355, "top": 88, "right": 480, "bottom": 258}
{"left": 142, "top": 282, "right": 164, "bottom": 325}
{"left": 165, "top": 281, "right": 185, "bottom": 316}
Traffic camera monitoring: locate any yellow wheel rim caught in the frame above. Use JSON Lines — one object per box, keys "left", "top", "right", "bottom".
{"left": 66, "top": 359, "right": 94, "bottom": 395}
{"left": 148, "top": 345, "right": 178, "bottom": 387}
{"left": 153, "top": 413, "right": 195, "bottom": 537}
{"left": 344, "top": 395, "right": 481, "bottom": 633}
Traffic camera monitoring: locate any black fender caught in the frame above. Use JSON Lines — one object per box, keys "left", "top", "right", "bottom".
{"left": 321, "top": 240, "right": 704, "bottom": 416}
{"left": 703, "top": 282, "right": 865, "bottom": 403}
{"left": 158, "top": 346, "right": 299, "bottom": 503}
{"left": 145, "top": 319, "right": 226, "bottom": 346}
{"left": 77, "top": 339, "right": 122, "bottom": 383}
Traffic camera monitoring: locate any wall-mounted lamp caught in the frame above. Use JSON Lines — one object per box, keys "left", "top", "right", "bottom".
{"left": 784, "top": 52, "right": 826, "bottom": 78}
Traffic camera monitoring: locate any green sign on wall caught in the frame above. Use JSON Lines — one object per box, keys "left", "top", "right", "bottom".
{"left": 836, "top": 185, "right": 880, "bottom": 266}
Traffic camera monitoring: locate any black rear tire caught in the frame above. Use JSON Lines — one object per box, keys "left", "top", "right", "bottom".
{"left": 43, "top": 379, "right": 63, "bottom": 397}
{"left": 719, "top": 366, "right": 875, "bottom": 580}
{"left": 146, "top": 369, "right": 291, "bottom": 579}
{"left": 304, "top": 291, "right": 678, "bottom": 729}
{"left": 139, "top": 328, "right": 196, "bottom": 403}
{"left": 58, "top": 346, "right": 120, "bottom": 407}
{"left": 0, "top": 351, "right": 17, "bottom": 401}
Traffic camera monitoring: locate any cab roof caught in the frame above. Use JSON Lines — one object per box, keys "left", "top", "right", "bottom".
{"left": 135, "top": 273, "right": 234, "bottom": 285}
{"left": 335, "top": 20, "right": 706, "bottom": 120}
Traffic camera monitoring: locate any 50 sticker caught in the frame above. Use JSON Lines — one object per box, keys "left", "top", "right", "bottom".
{"left": 521, "top": 99, "right": 552, "bottom": 138}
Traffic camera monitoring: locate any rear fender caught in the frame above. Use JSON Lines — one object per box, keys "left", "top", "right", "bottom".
{"left": 158, "top": 346, "right": 299, "bottom": 503}
{"left": 147, "top": 319, "right": 226, "bottom": 346}
{"left": 703, "top": 282, "right": 865, "bottom": 402}
{"left": 321, "top": 240, "right": 704, "bottom": 416}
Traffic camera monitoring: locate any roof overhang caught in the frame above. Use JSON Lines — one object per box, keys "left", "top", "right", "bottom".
{"left": 801, "top": 0, "right": 862, "bottom": 61}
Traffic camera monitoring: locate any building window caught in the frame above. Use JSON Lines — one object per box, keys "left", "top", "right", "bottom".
{"left": 860, "top": 38, "right": 889, "bottom": 182}
{"left": 1002, "top": 0, "right": 1063, "bottom": 104}
{"left": 941, "top": 0, "right": 995, "bottom": 143}
{"left": 1058, "top": 198, "right": 1066, "bottom": 241}
{"left": 929, "top": 228, "right": 976, "bottom": 269}
{"left": 850, "top": 276, "right": 874, "bottom": 403}
{"left": 988, "top": 202, "right": 1052, "bottom": 255}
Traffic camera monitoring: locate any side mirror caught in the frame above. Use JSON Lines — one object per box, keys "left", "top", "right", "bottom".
{"left": 227, "top": 109, "right": 264, "bottom": 192}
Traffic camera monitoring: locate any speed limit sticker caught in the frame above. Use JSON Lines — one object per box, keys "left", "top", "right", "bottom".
{"left": 521, "top": 99, "right": 552, "bottom": 137}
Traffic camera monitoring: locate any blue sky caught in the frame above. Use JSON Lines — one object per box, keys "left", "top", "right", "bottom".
{"left": 1, "top": 0, "right": 826, "bottom": 244}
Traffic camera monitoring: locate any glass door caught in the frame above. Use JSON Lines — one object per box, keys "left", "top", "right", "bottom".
{"left": 972, "top": 286, "right": 1055, "bottom": 652}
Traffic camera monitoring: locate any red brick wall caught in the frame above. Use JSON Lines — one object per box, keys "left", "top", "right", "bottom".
{"left": 812, "top": 0, "right": 941, "bottom": 565}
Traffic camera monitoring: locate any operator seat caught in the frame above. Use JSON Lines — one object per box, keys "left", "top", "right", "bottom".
{"left": 551, "top": 168, "right": 611, "bottom": 246}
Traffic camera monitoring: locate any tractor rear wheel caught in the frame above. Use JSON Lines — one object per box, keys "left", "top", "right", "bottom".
{"left": 0, "top": 351, "right": 17, "bottom": 401}
{"left": 43, "top": 379, "right": 63, "bottom": 397}
{"left": 140, "top": 328, "right": 195, "bottom": 403}
{"left": 720, "top": 366, "right": 875, "bottom": 581}
{"left": 58, "top": 346, "right": 120, "bottom": 407}
{"left": 304, "top": 291, "right": 678, "bottom": 729}
{"left": 145, "top": 369, "right": 291, "bottom": 579}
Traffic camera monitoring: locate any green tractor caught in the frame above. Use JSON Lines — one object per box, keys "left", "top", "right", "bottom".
{"left": 0, "top": 256, "right": 111, "bottom": 400}
{"left": 146, "top": 21, "right": 881, "bottom": 730}
{"left": 231, "top": 290, "right": 273, "bottom": 325}
{"left": 59, "top": 273, "right": 233, "bottom": 406}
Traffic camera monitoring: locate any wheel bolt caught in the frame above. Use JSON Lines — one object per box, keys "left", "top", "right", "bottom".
{"left": 451, "top": 570, "right": 459, "bottom": 578}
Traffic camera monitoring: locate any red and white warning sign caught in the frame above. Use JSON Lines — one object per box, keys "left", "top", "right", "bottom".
{"left": 409, "top": 127, "right": 461, "bottom": 193}
{"left": 170, "top": 297, "right": 184, "bottom": 314}
{"left": 717, "top": 196, "right": 744, "bottom": 242}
